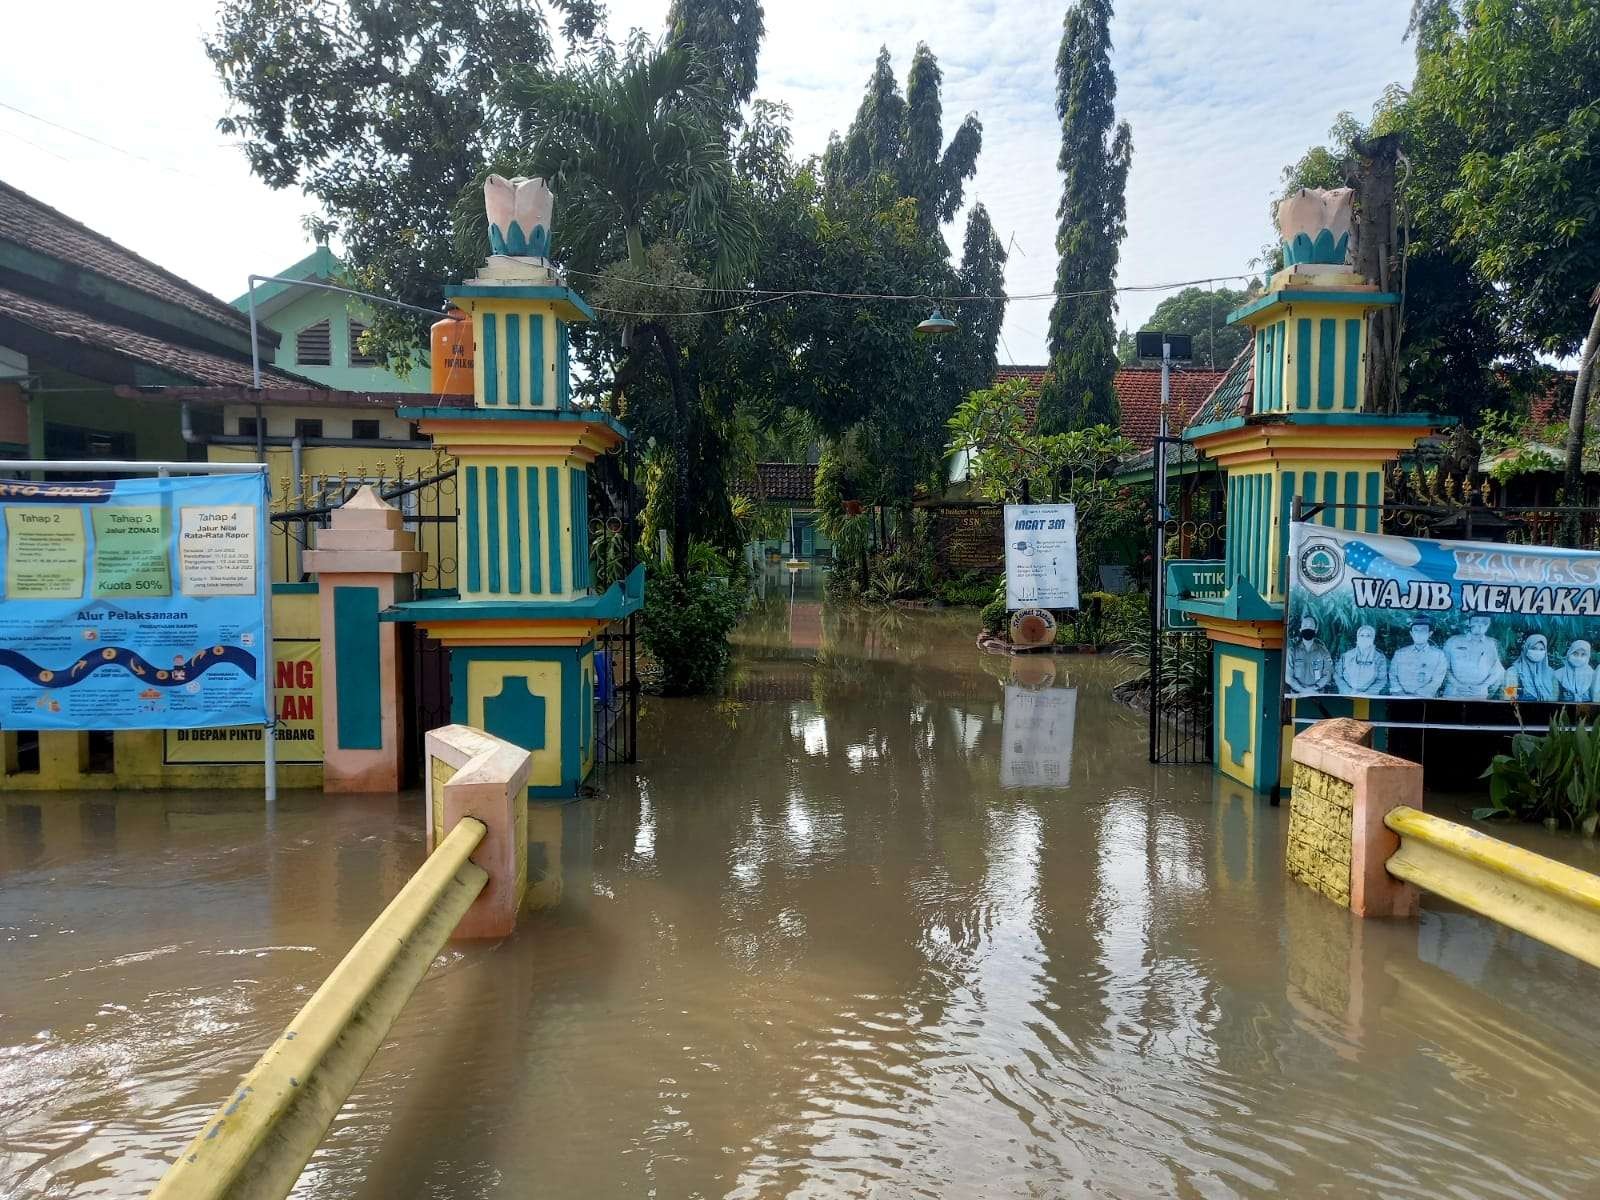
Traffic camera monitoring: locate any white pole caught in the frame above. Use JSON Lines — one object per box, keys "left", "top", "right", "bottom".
{"left": 1153, "top": 340, "right": 1172, "bottom": 623}
{"left": 257, "top": 467, "right": 277, "bottom": 806}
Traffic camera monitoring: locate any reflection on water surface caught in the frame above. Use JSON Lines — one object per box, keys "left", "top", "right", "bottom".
{"left": 3, "top": 601, "right": 1598, "bottom": 1198}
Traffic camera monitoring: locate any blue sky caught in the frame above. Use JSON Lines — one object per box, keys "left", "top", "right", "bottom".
{"left": 1, "top": 0, "right": 1419, "bottom": 363}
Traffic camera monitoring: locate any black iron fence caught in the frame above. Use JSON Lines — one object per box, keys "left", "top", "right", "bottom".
{"left": 267, "top": 455, "right": 458, "bottom": 588}
{"left": 594, "top": 616, "right": 639, "bottom": 768}
{"left": 269, "top": 454, "right": 641, "bottom": 773}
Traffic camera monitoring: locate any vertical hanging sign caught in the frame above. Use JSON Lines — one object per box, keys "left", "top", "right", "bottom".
{"left": 0, "top": 474, "right": 270, "bottom": 731}
{"left": 1004, "top": 502, "right": 1079, "bottom": 611}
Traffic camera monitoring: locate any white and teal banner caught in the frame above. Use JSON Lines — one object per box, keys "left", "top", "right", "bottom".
{"left": 0, "top": 474, "right": 270, "bottom": 731}
{"left": 1004, "top": 503, "right": 1078, "bottom": 611}
{"left": 1286, "top": 521, "right": 1600, "bottom": 703}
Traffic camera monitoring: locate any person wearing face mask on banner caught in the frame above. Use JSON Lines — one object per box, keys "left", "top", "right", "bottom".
{"left": 1442, "top": 614, "right": 1503, "bottom": 699}
{"left": 1389, "top": 615, "right": 1448, "bottom": 698}
{"left": 1556, "top": 639, "right": 1595, "bottom": 702}
{"left": 1335, "top": 623, "right": 1388, "bottom": 695}
{"left": 1503, "top": 632, "right": 1558, "bottom": 701}
{"left": 1286, "top": 614, "right": 1333, "bottom": 694}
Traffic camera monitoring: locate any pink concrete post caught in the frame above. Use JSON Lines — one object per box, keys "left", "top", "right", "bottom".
{"left": 303, "top": 486, "right": 426, "bottom": 793}
{"left": 1289, "top": 718, "right": 1422, "bottom": 918}
{"left": 424, "top": 724, "right": 532, "bottom": 939}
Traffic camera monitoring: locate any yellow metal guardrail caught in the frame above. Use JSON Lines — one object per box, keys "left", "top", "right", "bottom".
{"left": 1385, "top": 806, "right": 1600, "bottom": 969}
{"left": 149, "top": 817, "right": 489, "bottom": 1200}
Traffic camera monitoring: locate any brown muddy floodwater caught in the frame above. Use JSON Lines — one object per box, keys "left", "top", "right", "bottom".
{"left": 4, "top": 595, "right": 1600, "bottom": 1198}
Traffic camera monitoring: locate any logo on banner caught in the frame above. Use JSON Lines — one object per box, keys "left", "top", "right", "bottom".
{"left": 1296, "top": 534, "right": 1345, "bottom": 594}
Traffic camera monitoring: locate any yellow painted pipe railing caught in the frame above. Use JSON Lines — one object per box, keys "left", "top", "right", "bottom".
{"left": 1385, "top": 806, "right": 1600, "bottom": 969}
{"left": 149, "top": 817, "right": 489, "bottom": 1200}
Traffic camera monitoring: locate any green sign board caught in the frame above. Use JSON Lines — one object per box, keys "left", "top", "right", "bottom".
{"left": 1165, "top": 559, "right": 1227, "bottom": 630}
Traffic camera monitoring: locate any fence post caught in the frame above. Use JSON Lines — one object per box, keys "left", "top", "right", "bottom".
{"left": 1288, "top": 718, "right": 1421, "bottom": 918}
{"left": 424, "top": 724, "right": 532, "bottom": 938}
{"left": 303, "top": 486, "right": 426, "bottom": 792}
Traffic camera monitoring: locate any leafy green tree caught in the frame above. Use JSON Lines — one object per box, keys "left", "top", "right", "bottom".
{"left": 822, "top": 45, "right": 982, "bottom": 235}
{"left": 1401, "top": 0, "right": 1600, "bottom": 487}
{"left": 729, "top": 49, "right": 1002, "bottom": 535}
{"left": 1117, "top": 286, "right": 1251, "bottom": 368}
{"left": 207, "top": 0, "right": 600, "bottom": 322}
{"left": 1411, "top": 0, "right": 1599, "bottom": 357}
{"left": 1038, "top": 0, "right": 1133, "bottom": 433}
{"left": 502, "top": 42, "right": 757, "bottom": 284}
{"left": 954, "top": 203, "right": 1009, "bottom": 385}
{"left": 500, "top": 39, "right": 759, "bottom": 576}
{"left": 947, "top": 378, "right": 1135, "bottom": 591}
{"left": 666, "top": 0, "right": 763, "bottom": 127}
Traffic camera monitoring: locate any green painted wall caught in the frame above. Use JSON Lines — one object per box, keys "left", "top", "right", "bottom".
{"left": 26, "top": 367, "right": 189, "bottom": 463}
{"left": 237, "top": 249, "right": 431, "bottom": 393}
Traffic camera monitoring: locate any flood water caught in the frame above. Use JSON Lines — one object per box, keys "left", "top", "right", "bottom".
{"left": 4, "top": 593, "right": 1600, "bottom": 1198}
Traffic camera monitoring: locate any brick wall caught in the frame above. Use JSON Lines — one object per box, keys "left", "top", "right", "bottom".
{"left": 1287, "top": 763, "right": 1355, "bottom": 906}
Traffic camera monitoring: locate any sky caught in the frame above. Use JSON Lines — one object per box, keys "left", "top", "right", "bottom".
{"left": 0, "top": 0, "right": 1419, "bottom": 364}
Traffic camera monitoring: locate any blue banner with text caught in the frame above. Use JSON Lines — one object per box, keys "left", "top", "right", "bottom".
{"left": 1287, "top": 521, "right": 1600, "bottom": 703}
{"left": 0, "top": 474, "right": 270, "bottom": 731}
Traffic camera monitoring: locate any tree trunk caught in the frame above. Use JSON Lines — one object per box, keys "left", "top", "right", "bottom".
{"left": 646, "top": 324, "right": 692, "bottom": 580}
{"left": 1353, "top": 134, "right": 1401, "bottom": 413}
{"left": 1562, "top": 295, "right": 1600, "bottom": 503}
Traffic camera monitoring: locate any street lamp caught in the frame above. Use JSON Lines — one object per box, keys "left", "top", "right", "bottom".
{"left": 916, "top": 307, "right": 958, "bottom": 335}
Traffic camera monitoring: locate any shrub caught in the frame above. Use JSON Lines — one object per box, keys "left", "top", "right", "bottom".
{"left": 825, "top": 565, "right": 862, "bottom": 605}
{"left": 979, "top": 579, "right": 1008, "bottom": 635}
{"left": 936, "top": 570, "right": 998, "bottom": 607}
{"left": 1091, "top": 590, "right": 1150, "bottom": 647}
{"left": 865, "top": 564, "right": 917, "bottom": 602}
{"left": 1114, "top": 623, "right": 1210, "bottom": 710}
{"left": 1481, "top": 713, "right": 1600, "bottom": 834}
{"left": 641, "top": 566, "right": 747, "bottom": 695}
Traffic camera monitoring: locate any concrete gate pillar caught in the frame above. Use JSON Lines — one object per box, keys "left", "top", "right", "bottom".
{"left": 304, "top": 486, "right": 426, "bottom": 792}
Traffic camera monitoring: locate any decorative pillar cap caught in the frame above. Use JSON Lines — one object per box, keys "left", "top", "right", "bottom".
{"left": 1278, "top": 187, "right": 1354, "bottom": 268}
{"left": 303, "top": 486, "right": 427, "bottom": 575}
{"left": 472, "top": 175, "right": 562, "bottom": 286}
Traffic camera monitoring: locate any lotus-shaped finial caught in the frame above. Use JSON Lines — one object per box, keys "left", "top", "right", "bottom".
{"left": 1277, "top": 186, "right": 1353, "bottom": 267}
{"left": 484, "top": 175, "right": 554, "bottom": 258}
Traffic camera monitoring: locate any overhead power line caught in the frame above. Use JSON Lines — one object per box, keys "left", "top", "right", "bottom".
{"left": 581, "top": 272, "right": 1257, "bottom": 320}
{"left": 0, "top": 98, "right": 204, "bottom": 179}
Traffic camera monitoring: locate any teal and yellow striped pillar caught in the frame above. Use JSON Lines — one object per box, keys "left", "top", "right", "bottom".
{"left": 1176, "top": 230, "right": 1437, "bottom": 794}
{"left": 390, "top": 278, "right": 641, "bottom": 800}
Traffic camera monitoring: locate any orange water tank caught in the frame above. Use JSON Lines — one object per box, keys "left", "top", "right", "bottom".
{"left": 430, "top": 307, "right": 474, "bottom": 395}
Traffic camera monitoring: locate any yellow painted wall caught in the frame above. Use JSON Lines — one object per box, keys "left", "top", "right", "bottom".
{"left": 1217, "top": 652, "right": 1258, "bottom": 787}
{"left": 458, "top": 452, "right": 584, "bottom": 602}
{"left": 463, "top": 298, "right": 565, "bottom": 410}
{"left": 466, "top": 658, "right": 562, "bottom": 788}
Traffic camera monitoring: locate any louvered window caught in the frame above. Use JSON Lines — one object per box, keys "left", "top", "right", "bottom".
{"left": 349, "top": 319, "right": 379, "bottom": 366}
{"left": 296, "top": 320, "right": 331, "bottom": 366}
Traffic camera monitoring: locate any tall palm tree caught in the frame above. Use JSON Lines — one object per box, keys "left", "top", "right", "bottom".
{"left": 505, "top": 39, "right": 757, "bottom": 286}
{"left": 501, "top": 40, "right": 759, "bottom": 575}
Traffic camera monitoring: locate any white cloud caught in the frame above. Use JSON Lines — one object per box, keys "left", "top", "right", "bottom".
{"left": 2, "top": 0, "right": 1417, "bottom": 359}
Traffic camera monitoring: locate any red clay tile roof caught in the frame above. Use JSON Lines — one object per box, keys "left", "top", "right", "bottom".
{"left": 994, "top": 364, "right": 1230, "bottom": 448}
{"left": 1526, "top": 372, "right": 1578, "bottom": 424}
{"left": 996, "top": 364, "right": 1050, "bottom": 390}
{"left": 742, "top": 461, "right": 817, "bottom": 504}
{"left": 0, "top": 285, "right": 307, "bottom": 389}
{"left": 1116, "top": 366, "right": 1230, "bottom": 446}
{"left": 0, "top": 181, "right": 254, "bottom": 333}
